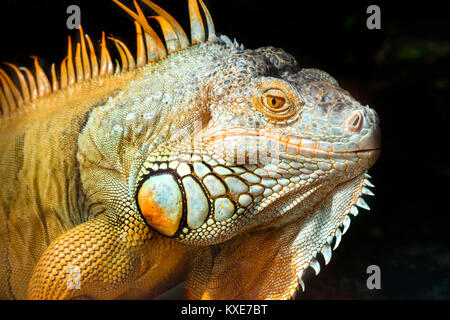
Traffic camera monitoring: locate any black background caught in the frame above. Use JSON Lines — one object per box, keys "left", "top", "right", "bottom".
{"left": 0, "top": 0, "right": 449, "bottom": 299}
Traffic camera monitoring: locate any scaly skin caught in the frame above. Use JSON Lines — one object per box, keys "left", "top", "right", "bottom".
{"left": 0, "top": 1, "right": 380, "bottom": 299}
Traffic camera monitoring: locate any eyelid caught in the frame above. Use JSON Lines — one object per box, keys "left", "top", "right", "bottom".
{"left": 264, "top": 88, "right": 287, "bottom": 97}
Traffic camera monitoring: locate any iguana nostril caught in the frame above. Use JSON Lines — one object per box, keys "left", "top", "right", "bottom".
{"left": 348, "top": 111, "right": 363, "bottom": 132}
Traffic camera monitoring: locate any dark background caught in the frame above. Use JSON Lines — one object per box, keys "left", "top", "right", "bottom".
{"left": 0, "top": 0, "right": 448, "bottom": 299}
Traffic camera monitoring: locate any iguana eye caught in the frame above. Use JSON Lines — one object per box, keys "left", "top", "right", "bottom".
{"left": 264, "top": 95, "right": 286, "bottom": 110}
{"left": 254, "top": 86, "right": 300, "bottom": 121}
{"left": 252, "top": 78, "right": 303, "bottom": 121}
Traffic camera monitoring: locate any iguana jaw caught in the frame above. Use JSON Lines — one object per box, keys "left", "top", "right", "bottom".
{"left": 236, "top": 142, "right": 379, "bottom": 233}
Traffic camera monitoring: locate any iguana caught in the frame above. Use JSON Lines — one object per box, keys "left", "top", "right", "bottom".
{"left": 0, "top": 0, "right": 381, "bottom": 300}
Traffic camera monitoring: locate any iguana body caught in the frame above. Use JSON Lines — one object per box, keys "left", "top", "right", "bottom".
{"left": 0, "top": 0, "right": 380, "bottom": 299}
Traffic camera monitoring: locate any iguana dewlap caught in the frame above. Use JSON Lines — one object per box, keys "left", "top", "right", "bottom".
{"left": 0, "top": 0, "right": 381, "bottom": 300}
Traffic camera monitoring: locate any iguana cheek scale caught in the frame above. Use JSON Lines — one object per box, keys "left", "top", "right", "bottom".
{"left": 0, "top": 0, "right": 381, "bottom": 299}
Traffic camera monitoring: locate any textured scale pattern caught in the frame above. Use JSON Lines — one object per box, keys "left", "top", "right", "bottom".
{"left": 0, "top": 0, "right": 380, "bottom": 300}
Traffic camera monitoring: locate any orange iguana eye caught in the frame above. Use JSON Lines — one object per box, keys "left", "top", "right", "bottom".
{"left": 262, "top": 92, "right": 289, "bottom": 113}
{"left": 265, "top": 95, "right": 286, "bottom": 110}
{"left": 252, "top": 80, "right": 302, "bottom": 121}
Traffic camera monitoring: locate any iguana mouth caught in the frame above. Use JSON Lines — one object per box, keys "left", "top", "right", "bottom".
{"left": 205, "top": 128, "right": 381, "bottom": 165}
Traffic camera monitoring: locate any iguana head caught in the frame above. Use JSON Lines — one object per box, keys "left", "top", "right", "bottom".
{"left": 136, "top": 45, "right": 380, "bottom": 238}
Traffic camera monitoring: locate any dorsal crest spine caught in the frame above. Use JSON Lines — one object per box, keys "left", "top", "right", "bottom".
{"left": 0, "top": 0, "right": 215, "bottom": 118}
